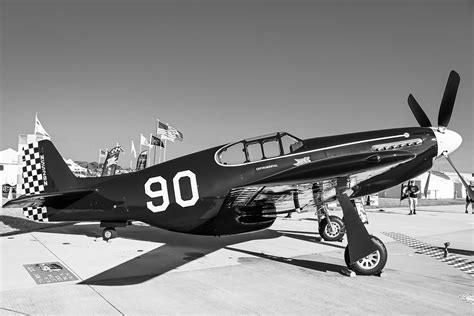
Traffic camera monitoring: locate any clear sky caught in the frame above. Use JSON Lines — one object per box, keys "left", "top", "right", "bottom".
{"left": 1, "top": 0, "right": 472, "bottom": 172}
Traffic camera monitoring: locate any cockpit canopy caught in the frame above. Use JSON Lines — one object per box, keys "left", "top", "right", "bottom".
{"left": 216, "top": 132, "right": 303, "bottom": 166}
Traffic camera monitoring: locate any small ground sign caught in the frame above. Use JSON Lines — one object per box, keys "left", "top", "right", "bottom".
{"left": 23, "top": 262, "right": 78, "bottom": 284}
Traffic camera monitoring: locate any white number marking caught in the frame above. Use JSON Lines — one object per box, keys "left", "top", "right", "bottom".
{"left": 144, "top": 176, "right": 170, "bottom": 213}
{"left": 144, "top": 170, "right": 199, "bottom": 212}
{"left": 173, "top": 170, "right": 199, "bottom": 207}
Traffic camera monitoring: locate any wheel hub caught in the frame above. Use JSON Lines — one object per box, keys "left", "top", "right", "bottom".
{"left": 325, "top": 223, "right": 341, "bottom": 237}
{"left": 356, "top": 250, "right": 381, "bottom": 270}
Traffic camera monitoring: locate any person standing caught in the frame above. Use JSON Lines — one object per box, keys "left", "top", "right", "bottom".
{"left": 404, "top": 180, "right": 420, "bottom": 215}
{"left": 465, "top": 181, "right": 474, "bottom": 214}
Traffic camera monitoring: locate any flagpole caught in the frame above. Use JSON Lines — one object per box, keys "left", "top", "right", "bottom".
{"left": 139, "top": 134, "right": 142, "bottom": 155}
{"left": 153, "top": 120, "right": 158, "bottom": 165}
{"left": 158, "top": 135, "right": 163, "bottom": 163}
{"left": 149, "top": 133, "right": 153, "bottom": 166}
{"left": 163, "top": 139, "right": 167, "bottom": 162}
{"left": 98, "top": 149, "right": 101, "bottom": 165}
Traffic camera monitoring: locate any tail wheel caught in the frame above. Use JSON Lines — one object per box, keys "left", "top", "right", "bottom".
{"left": 102, "top": 228, "right": 117, "bottom": 241}
{"left": 318, "top": 216, "right": 345, "bottom": 241}
{"left": 344, "top": 235, "right": 387, "bottom": 275}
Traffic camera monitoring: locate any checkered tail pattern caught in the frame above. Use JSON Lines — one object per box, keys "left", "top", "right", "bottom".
{"left": 20, "top": 142, "right": 49, "bottom": 222}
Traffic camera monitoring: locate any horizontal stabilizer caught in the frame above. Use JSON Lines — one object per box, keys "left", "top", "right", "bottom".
{"left": 2, "top": 189, "right": 95, "bottom": 209}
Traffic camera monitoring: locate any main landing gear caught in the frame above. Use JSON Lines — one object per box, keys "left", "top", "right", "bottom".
{"left": 344, "top": 235, "right": 387, "bottom": 275}
{"left": 316, "top": 206, "right": 346, "bottom": 242}
{"left": 308, "top": 182, "right": 387, "bottom": 275}
{"left": 337, "top": 191, "right": 387, "bottom": 276}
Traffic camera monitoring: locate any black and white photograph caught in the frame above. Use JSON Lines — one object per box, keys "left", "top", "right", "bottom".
{"left": 1, "top": 0, "right": 473, "bottom": 314}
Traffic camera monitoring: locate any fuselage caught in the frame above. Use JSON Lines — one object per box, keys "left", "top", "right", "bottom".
{"left": 45, "top": 126, "right": 446, "bottom": 235}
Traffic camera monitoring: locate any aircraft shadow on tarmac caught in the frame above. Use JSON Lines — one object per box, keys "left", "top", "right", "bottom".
{"left": 225, "top": 246, "right": 344, "bottom": 274}
{"left": 0, "top": 215, "right": 75, "bottom": 236}
{"left": 21, "top": 222, "right": 347, "bottom": 286}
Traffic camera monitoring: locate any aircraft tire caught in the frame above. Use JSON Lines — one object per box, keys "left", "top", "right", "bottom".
{"left": 318, "top": 216, "right": 345, "bottom": 241}
{"left": 344, "top": 235, "right": 387, "bottom": 276}
{"left": 102, "top": 228, "right": 117, "bottom": 241}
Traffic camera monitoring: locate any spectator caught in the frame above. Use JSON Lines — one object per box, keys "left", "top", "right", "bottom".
{"left": 404, "top": 180, "right": 420, "bottom": 215}
{"left": 465, "top": 181, "right": 474, "bottom": 214}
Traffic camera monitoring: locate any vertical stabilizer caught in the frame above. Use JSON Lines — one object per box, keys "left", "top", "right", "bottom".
{"left": 19, "top": 140, "right": 77, "bottom": 221}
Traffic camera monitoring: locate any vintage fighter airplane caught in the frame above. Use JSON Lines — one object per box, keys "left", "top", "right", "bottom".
{"left": 4, "top": 70, "right": 472, "bottom": 276}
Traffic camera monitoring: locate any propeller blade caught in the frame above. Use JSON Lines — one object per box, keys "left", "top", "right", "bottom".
{"left": 408, "top": 94, "right": 432, "bottom": 127}
{"left": 438, "top": 70, "right": 460, "bottom": 127}
{"left": 443, "top": 153, "right": 474, "bottom": 201}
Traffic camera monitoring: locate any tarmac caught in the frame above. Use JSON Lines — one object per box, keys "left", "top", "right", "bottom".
{"left": 1, "top": 204, "right": 473, "bottom": 315}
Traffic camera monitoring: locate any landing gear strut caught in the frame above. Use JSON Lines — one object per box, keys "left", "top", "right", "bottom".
{"left": 336, "top": 189, "right": 387, "bottom": 276}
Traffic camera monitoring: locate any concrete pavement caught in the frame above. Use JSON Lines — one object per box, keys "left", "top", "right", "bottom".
{"left": 1, "top": 204, "right": 473, "bottom": 314}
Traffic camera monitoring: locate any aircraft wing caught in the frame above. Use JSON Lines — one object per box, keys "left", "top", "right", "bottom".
{"left": 2, "top": 189, "right": 96, "bottom": 209}
{"left": 224, "top": 150, "right": 417, "bottom": 210}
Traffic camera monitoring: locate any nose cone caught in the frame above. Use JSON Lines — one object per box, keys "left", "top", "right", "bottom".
{"left": 433, "top": 128, "right": 463, "bottom": 157}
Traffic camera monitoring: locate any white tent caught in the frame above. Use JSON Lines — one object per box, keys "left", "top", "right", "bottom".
{"left": 0, "top": 148, "right": 19, "bottom": 185}
{"left": 64, "top": 158, "right": 88, "bottom": 177}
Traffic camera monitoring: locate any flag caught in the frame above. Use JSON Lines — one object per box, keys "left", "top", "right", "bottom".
{"left": 34, "top": 113, "right": 51, "bottom": 139}
{"left": 156, "top": 120, "right": 183, "bottom": 142}
{"left": 140, "top": 133, "right": 152, "bottom": 148}
{"left": 101, "top": 146, "right": 123, "bottom": 176}
{"left": 136, "top": 150, "right": 148, "bottom": 171}
{"left": 151, "top": 135, "right": 164, "bottom": 148}
{"left": 131, "top": 140, "right": 137, "bottom": 158}
{"left": 156, "top": 121, "right": 168, "bottom": 135}
{"left": 99, "top": 149, "right": 107, "bottom": 159}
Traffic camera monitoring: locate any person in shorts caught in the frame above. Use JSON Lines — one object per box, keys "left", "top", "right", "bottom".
{"left": 404, "top": 180, "right": 420, "bottom": 215}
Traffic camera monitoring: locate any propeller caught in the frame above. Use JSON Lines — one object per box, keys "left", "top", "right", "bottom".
{"left": 407, "top": 70, "right": 471, "bottom": 200}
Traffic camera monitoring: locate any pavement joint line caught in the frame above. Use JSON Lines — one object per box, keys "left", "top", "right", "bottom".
{"left": 382, "top": 232, "right": 474, "bottom": 277}
{"left": 0, "top": 307, "right": 29, "bottom": 315}
{"left": 30, "top": 232, "right": 124, "bottom": 315}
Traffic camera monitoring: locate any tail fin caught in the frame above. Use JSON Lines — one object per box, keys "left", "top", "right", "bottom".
{"left": 20, "top": 140, "right": 77, "bottom": 195}
{"left": 18, "top": 140, "right": 77, "bottom": 222}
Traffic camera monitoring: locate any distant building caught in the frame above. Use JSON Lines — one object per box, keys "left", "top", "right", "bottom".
{"left": 379, "top": 170, "right": 473, "bottom": 199}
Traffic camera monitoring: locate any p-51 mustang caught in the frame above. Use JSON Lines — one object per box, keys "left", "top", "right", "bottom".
{"left": 4, "top": 70, "right": 472, "bottom": 276}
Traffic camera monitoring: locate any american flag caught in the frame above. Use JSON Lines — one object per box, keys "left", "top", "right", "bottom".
{"left": 156, "top": 120, "right": 183, "bottom": 142}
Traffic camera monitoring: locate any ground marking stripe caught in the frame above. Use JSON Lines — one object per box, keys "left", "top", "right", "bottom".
{"left": 382, "top": 232, "right": 474, "bottom": 277}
